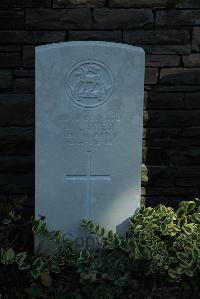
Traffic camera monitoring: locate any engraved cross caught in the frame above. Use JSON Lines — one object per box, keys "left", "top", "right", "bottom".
{"left": 65, "top": 150, "right": 111, "bottom": 218}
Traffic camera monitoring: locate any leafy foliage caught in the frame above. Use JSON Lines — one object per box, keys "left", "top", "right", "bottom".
{"left": 128, "top": 198, "right": 200, "bottom": 281}
{"left": 1, "top": 199, "right": 200, "bottom": 298}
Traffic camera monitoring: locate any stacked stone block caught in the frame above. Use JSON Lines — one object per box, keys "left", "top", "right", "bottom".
{"left": 0, "top": 0, "right": 200, "bottom": 210}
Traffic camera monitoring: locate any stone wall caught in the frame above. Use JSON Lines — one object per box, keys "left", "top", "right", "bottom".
{"left": 0, "top": 0, "right": 200, "bottom": 211}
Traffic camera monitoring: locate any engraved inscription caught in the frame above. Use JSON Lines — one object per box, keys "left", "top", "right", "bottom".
{"left": 66, "top": 60, "right": 113, "bottom": 108}
{"left": 56, "top": 111, "right": 120, "bottom": 146}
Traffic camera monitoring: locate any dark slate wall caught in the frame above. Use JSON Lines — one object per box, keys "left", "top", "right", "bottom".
{"left": 0, "top": 0, "right": 200, "bottom": 212}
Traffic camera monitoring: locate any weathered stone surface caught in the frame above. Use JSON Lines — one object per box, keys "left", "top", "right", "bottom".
{"left": 146, "top": 55, "right": 180, "bottom": 67}
{"left": 23, "top": 45, "right": 35, "bottom": 67}
{"left": 0, "top": 156, "right": 34, "bottom": 173}
{"left": 177, "top": 166, "right": 200, "bottom": 177}
{"left": 0, "top": 0, "right": 51, "bottom": 7}
{"left": 192, "top": 27, "right": 200, "bottom": 52}
{"left": 142, "top": 146, "right": 164, "bottom": 165}
{"left": 143, "top": 143, "right": 200, "bottom": 167}
{"left": 0, "top": 94, "right": 34, "bottom": 125}
{"left": 35, "top": 41, "right": 145, "bottom": 243}
{"left": 143, "top": 137, "right": 200, "bottom": 147}
{"left": 69, "top": 30, "right": 122, "bottom": 42}
{"left": 145, "top": 68, "right": 158, "bottom": 85}
{"left": 142, "top": 127, "right": 200, "bottom": 146}
{"left": 13, "top": 69, "right": 35, "bottom": 77}
{"left": 0, "top": 0, "right": 199, "bottom": 209}
{"left": 144, "top": 110, "right": 200, "bottom": 127}
{"left": 143, "top": 138, "right": 200, "bottom": 149}
{"left": 152, "top": 84, "right": 200, "bottom": 92}
{"left": 141, "top": 164, "right": 148, "bottom": 185}
{"left": 0, "top": 9, "right": 24, "bottom": 29}
{"left": 0, "top": 45, "right": 21, "bottom": 52}
{"left": 176, "top": 178, "right": 200, "bottom": 187}
{"left": 0, "top": 70, "right": 12, "bottom": 91}
{"left": 142, "top": 44, "right": 191, "bottom": 55}
{"left": 124, "top": 30, "right": 189, "bottom": 45}
{"left": 0, "top": 53, "right": 21, "bottom": 67}
{"left": 26, "top": 8, "right": 92, "bottom": 29}
{"left": 142, "top": 187, "right": 198, "bottom": 196}
{"left": 145, "top": 92, "right": 184, "bottom": 109}
{"left": 185, "top": 92, "right": 200, "bottom": 108}
{"left": 109, "top": 0, "right": 168, "bottom": 7}
{"left": 182, "top": 127, "right": 200, "bottom": 138}
{"left": 143, "top": 128, "right": 185, "bottom": 139}
{"left": 165, "top": 148, "right": 200, "bottom": 165}
{"left": 93, "top": 8, "right": 154, "bottom": 29}
{"left": 0, "top": 127, "right": 34, "bottom": 155}
{"left": 143, "top": 128, "right": 181, "bottom": 139}
{"left": 156, "top": 10, "right": 200, "bottom": 26}
{"left": 183, "top": 54, "right": 200, "bottom": 67}
{"left": 53, "top": 0, "right": 105, "bottom": 7}
{"left": 146, "top": 166, "right": 177, "bottom": 187}
{"left": 0, "top": 31, "right": 66, "bottom": 43}
{"left": 176, "top": 0, "right": 200, "bottom": 8}
{"left": 13, "top": 78, "right": 34, "bottom": 93}
{"left": 160, "top": 68, "right": 200, "bottom": 85}
{"left": 0, "top": 174, "right": 33, "bottom": 194}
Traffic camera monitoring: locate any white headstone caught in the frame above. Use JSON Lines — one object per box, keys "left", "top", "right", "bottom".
{"left": 35, "top": 41, "right": 145, "bottom": 248}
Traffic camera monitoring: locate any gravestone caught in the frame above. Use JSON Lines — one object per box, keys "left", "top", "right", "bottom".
{"left": 35, "top": 41, "right": 145, "bottom": 248}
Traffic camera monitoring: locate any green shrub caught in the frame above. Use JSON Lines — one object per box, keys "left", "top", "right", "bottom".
{"left": 1, "top": 199, "right": 200, "bottom": 298}
{"left": 128, "top": 198, "right": 200, "bottom": 281}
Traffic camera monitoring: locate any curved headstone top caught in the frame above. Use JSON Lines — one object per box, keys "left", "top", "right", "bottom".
{"left": 36, "top": 41, "right": 145, "bottom": 53}
{"left": 35, "top": 41, "right": 145, "bottom": 251}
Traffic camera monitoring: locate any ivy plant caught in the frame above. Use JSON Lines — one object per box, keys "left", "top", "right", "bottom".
{"left": 1, "top": 199, "right": 200, "bottom": 298}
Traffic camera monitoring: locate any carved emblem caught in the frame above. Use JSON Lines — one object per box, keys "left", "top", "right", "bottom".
{"left": 66, "top": 60, "right": 113, "bottom": 108}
